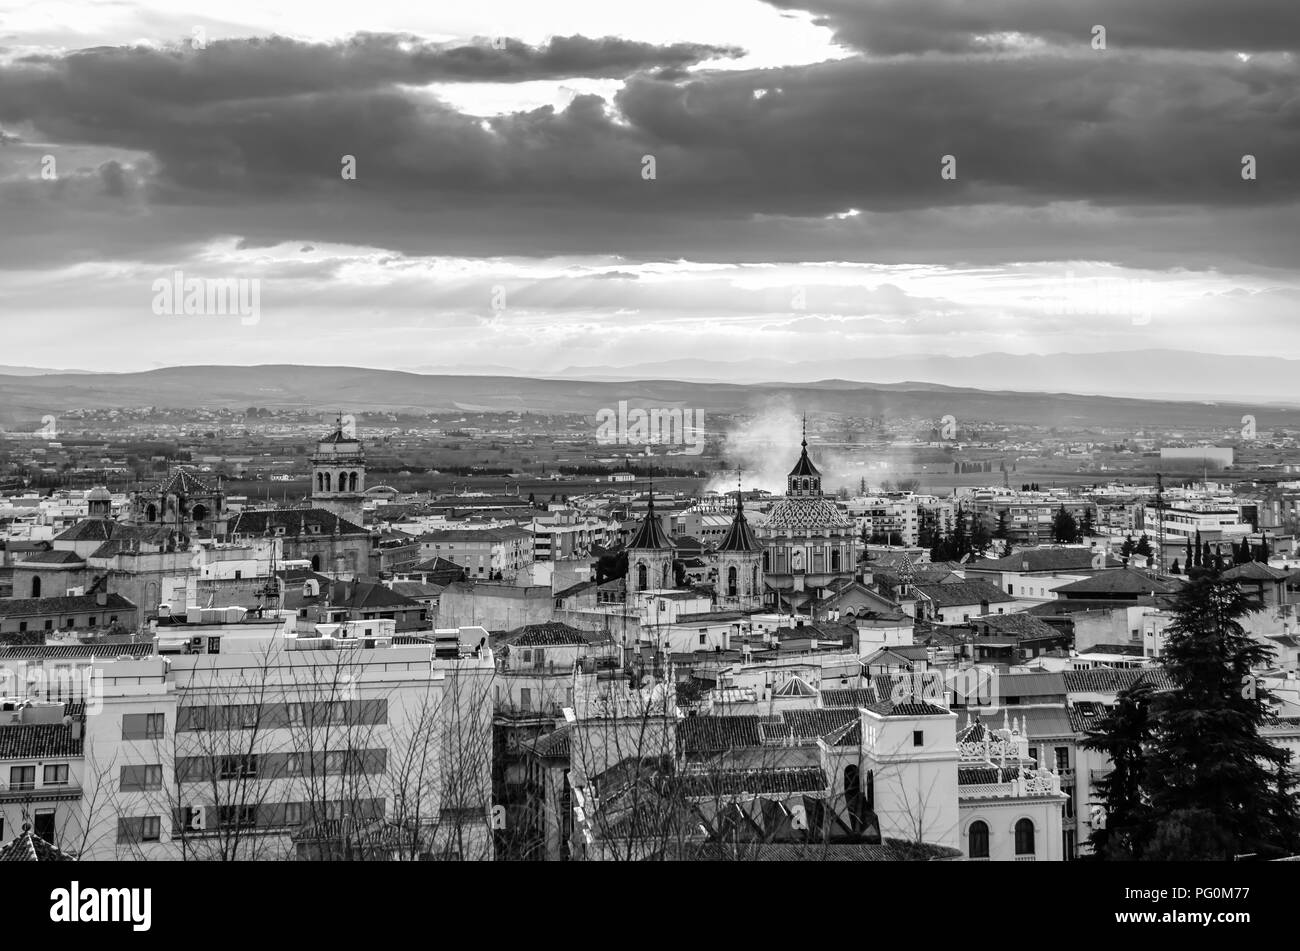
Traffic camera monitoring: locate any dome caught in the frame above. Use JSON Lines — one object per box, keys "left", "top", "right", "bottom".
{"left": 765, "top": 496, "right": 852, "bottom": 531}
{"left": 87, "top": 486, "right": 112, "bottom": 501}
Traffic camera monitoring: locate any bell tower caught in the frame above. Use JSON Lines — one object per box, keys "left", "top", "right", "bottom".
{"left": 714, "top": 472, "right": 765, "bottom": 610}
{"left": 626, "top": 490, "right": 675, "bottom": 597}
{"left": 311, "top": 413, "right": 366, "bottom": 525}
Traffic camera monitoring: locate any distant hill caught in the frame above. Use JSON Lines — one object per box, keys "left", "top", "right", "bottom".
{"left": 552, "top": 350, "right": 1300, "bottom": 403}
{"left": 0, "top": 364, "right": 1293, "bottom": 431}
{"left": 0, "top": 365, "right": 92, "bottom": 376}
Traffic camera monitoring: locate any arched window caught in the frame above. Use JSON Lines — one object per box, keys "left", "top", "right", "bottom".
{"left": 752, "top": 565, "right": 759, "bottom": 592}
{"left": 662, "top": 563, "right": 671, "bottom": 587}
{"left": 831, "top": 549, "right": 841, "bottom": 571}
{"left": 310, "top": 555, "right": 321, "bottom": 572}
{"left": 31, "top": 576, "right": 41, "bottom": 598}
{"left": 323, "top": 472, "right": 332, "bottom": 492}
{"left": 969, "top": 821, "right": 990, "bottom": 858}
{"left": 637, "top": 564, "right": 647, "bottom": 590}
{"left": 1015, "top": 818, "right": 1035, "bottom": 855}
{"left": 844, "top": 765, "right": 862, "bottom": 833}
{"left": 146, "top": 503, "right": 157, "bottom": 522}
{"left": 346, "top": 472, "right": 355, "bottom": 492}
{"left": 192, "top": 503, "right": 208, "bottom": 522}
{"left": 727, "top": 566, "right": 738, "bottom": 597}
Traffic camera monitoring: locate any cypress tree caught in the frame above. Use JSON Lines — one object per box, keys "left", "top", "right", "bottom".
{"left": 1145, "top": 576, "right": 1300, "bottom": 859}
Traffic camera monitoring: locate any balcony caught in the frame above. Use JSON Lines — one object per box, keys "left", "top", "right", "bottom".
{"left": 0, "top": 783, "right": 83, "bottom": 804}
{"left": 1014, "top": 855, "right": 1037, "bottom": 861}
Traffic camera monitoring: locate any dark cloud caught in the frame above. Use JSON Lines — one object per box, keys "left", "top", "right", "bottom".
{"left": 763, "top": 0, "right": 1300, "bottom": 54}
{"left": 0, "top": 30, "right": 1296, "bottom": 271}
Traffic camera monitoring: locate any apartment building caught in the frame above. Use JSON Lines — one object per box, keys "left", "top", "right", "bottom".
{"left": 419, "top": 527, "right": 531, "bottom": 578}
{"left": 5, "top": 613, "right": 499, "bottom": 861}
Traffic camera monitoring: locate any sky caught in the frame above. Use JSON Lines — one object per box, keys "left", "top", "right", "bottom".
{"left": 0, "top": 0, "right": 1297, "bottom": 376}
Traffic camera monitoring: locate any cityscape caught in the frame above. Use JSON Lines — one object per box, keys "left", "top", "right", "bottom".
{"left": 0, "top": 0, "right": 1296, "bottom": 928}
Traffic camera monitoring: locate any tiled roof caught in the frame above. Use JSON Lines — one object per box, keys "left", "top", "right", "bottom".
{"left": 1063, "top": 667, "right": 1177, "bottom": 694}
{"left": 0, "top": 593, "right": 137, "bottom": 619}
{"left": 680, "top": 766, "right": 827, "bottom": 797}
{"left": 15, "top": 549, "right": 86, "bottom": 565}
{"left": 914, "top": 580, "right": 1015, "bottom": 606}
{"left": 821, "top": 687, "right": 881, "bottom": 708}
{"left": 1013, "top": 707, "right": 1075, "bottom": 738}
{"left": 1054, "top": 568, "right": 1182, "bottom": 596}
{"left": 504, "top": 622, "right": 591, "bottom": 647}
{"left": 148, "top": 468, "right": 217, "bottom": 496}
{"left": 687, "top": 841, "right": 962, "bottom": 861}
{"left": 715, "top": 497, "right": 763, "bottom": 554}
{"left": 969, "top": 547, "right": 1123, "bottom": 573}
{"left": 959, "top": 765, "right": 1024, "bottom": 785}
{"left": 554, "top": 580, "right": 597, "bottom": 600}
{"left": 994, "top": 671, "right": 1067, "bottom": 698}
{"left": 225, "top": 508, "right": 366, "bottom": 537}
{"left": 0, "top": 641, "right": 154, "bottom": 660}
{"left": 420, "top": 527, "right": 531, "bottom": 543}
{"left": 0, "top": 722, "right": 83, "bottom": 759}
{"left": 1222, "top": 562, "right": 1293, "bottom": 582}
{"left": 627, "top": 496, "right": 673, "bottom": 550}
{"left": 409, "top": 557, "right": 469, "bottom": 584}
{"left": 765, "top": 495, "right": 852, "bottom": 530}
{"left": 890, "top": 702, "right": 951, "bottom": 717}
{"left": 769, "top": 708, "right": 859, "bottom": 740}
{"left": 968, "top": 613, "right": 1063, "bottom": 642}
{"left": 1068, "top": 701, "right": 1114, "bottom": 733}
{"left": 54, "top": 519, "right": 123, "bottom": 543}
{"left": 678, "top": 715, "right": 763, "bottom": 752}
{"left": 528, "top": 726, "right": 572, "bottom": 759}
{"left": 0, "top": 826, "right": 76, "bottom": 862}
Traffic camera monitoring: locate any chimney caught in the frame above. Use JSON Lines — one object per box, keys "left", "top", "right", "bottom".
{"left": 71, "top": 718, "right": 83, "bottom": 740}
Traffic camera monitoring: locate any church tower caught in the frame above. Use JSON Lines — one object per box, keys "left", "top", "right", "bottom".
{"left": 714, "top": 485, "right": 765, "bottom": 610}
{"left": 311, "top": 414, "right": 366, "bottom": 526}
{"left": 626, "top": 491, "right": 675, "bottom": 597}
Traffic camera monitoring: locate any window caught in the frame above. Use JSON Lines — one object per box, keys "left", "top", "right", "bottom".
{"left": 520, "top": 688, "right": 532, "bottom": 711}
{"left": 287, "top": 753, "right": 303, "bottom": 776}
{"left": 9, "top": 765, "right": 36, "bottom": 791}
{"left": 699, "top": 634, "right": 708, "bottom": 646}
{"left": 219, "top": 755, "right": 257, "bottom": 780}
{"left": 44, "top": 619, "right": 53, "bottom": 631}
{"left": 285, "top": 802, "right": 302, "bottom": 825}
{"left": 88, "top": 616, "right": 96, "bottom": 627}
{"left": 219, "top": 805, "right": 257, "bottom": 830}
{"left": 122, "top": 712, "right": 165, "bottom": 740}
{"left": 1055, "top": 747, "right": 1069, "bottom": 772}
{"left": 287, "top": 702, "right": 305, "bottom": 727}
{"left": 118, "top": 816, "right": 161, "bottom": 844}
{"left": 912, "top": 731, "right": 924, "bottom": 747}
{"left": 968, "top": 820, "right": 990, "bottom": 858}
{"left": 121, "top": 764, "right": 162, "bottom": 791}
{"left": 18, "top": 622, "right": 27, "bottom": 633}
{"left": 1015, "top": 818, "right": 1036, "bottom": 855}
{"left": 1027, "top": 746, "right": 1039, "bottom": 767}
{"left": 326, "top": 751, "right": 347, "bottom": 774}
{"left": 43, "top": 764, "right": 69, "bottom": 786}
{"left": 208, "top": 636, "right": 222, "bottom": 654}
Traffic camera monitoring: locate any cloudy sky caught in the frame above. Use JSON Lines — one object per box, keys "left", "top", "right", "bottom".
{"left": 0, "top": 0, "right": 1297, "bottom": 376}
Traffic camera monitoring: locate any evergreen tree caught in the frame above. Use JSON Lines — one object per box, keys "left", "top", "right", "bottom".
{"left": 1134, "top": 533, "right": 1153, "bottom": 558}
{"left": 1185, "top": 537, "right": 1194, "bottom": 569}
{"left": 969, "top": 513, "right": 993, "bottom": 556}
{"left": 1052, "top": 506, "right": 1079, "bottom": 544}
{"left": 993, "top": 509, "right": 1010, "bottom": 541}
{"left": 953, "top": 505, "right": 970, "bottom": 558}
{"left": 1083, "top": 682, "right": 1156, "bottom": 860}
{"left": 1079, "top": 506, "right": 1096, "bottom": 538}
{"left": 1121, "top": 534, "right": 1136, "bottom": 559}
{"left": 1146, "top": 576, "right": 1300, "bottom": 859}
{"left": 1170, "top": 558, "right": 1181, "bottom": 575}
